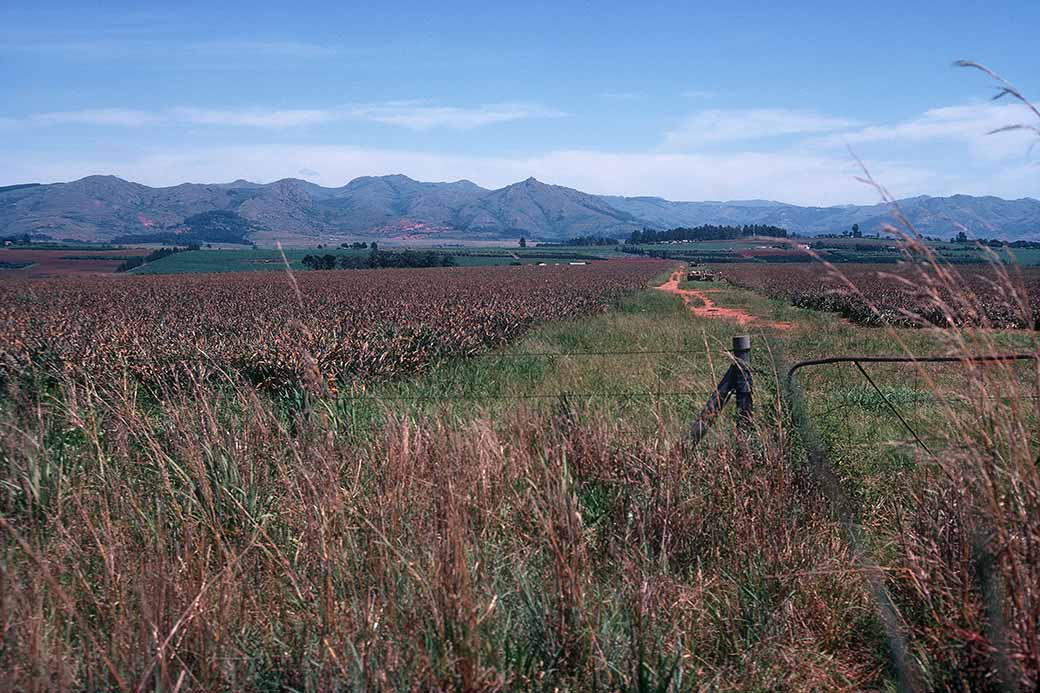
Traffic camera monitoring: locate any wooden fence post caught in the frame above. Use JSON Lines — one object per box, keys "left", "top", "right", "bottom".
{"left": 689, "top": 334, "right": 753, "bottom": 445}
{"left": 732, "top": 335, "right": 753, "bottom": 428}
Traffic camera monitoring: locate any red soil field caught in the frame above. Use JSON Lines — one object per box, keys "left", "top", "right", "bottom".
{"left": 0, "top": 248, "right": 144, "bottom": 279}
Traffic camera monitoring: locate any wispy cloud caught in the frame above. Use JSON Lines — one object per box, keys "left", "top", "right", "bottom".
{"left": 2, "top": 102, "right": 567, "bottom": 131}
{"left": 174, "top": 108, "right": 337, "bottom": 128}
{"left": 1, "top": 38, "right": 344, "bottom": 60}
{"left": 31, "top": 109, "right": 158, "bottom": 127}
{"left": 341, "top": 102, "right": 568, "bottom": 130}
{"left": 2, "top": 143, "right": 947, "bottom": 207}
{"left": 810, "top": 102, "right": 1040, "bottom": 163}
{"left": 681, "top": 89, "right": 715, "bottom": 100}
{"left": 5, "top": 101, "right": 1036, "bottom": 205}
{"left": 191, "top": 41, "right": 341, "bottom": 58}
{"left": 825, "top": 103, "right": 1035, "bottom": 146}
{"left": 664, "top": 108, "right": 861, "bottom": 149}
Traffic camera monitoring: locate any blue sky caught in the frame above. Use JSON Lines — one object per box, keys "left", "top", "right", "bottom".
{"left": 2, "top": 1, "right": 1039, "bottom": 205}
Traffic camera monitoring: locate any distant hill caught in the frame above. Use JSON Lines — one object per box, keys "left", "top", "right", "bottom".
{"left": 1, "top": 174, "right": 1038, "bottom": 243}
{"left": 453, "top": 178, "right": 641, "bottom": 237}
{"left": 602, "top": 194, "right": 1040, "bottom": 239}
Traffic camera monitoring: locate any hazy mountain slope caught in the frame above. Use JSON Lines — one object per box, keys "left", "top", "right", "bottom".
{"left": 0, "top": 176, "right": 160, "bottom": 239}
{"left": 454, "top": 178, "right": 642, "bottom": 237}
{"left": 1, "top": 173, "right": 1038, "bottom": 242}
{"left": 600, "top": 196, "right": 795, "bottom": 229}
{"left": 601, "top": 194, "right": 1040, "bottom": 239}
{"left": 321, "top": 175, "right": 488, "bottom": 232}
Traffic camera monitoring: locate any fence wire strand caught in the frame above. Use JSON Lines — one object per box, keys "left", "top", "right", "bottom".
{"left": 788, "top": 350, "right": 1038, "bottom": 456}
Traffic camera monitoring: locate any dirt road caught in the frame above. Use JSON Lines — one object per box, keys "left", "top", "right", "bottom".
{"left": 655, "top": 269, "right": 793, "bottom": 330}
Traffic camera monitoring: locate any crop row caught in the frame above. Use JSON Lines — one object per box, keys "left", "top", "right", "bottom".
{"left": 0, "top": 260, "right": 666, "bottom": 388}
{"left": 718, "top": 262, "right": 1040, "bottom": 328}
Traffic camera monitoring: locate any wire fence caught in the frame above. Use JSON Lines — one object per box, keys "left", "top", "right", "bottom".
{"left": 335, "top": 389, "right": 706, "bottom": 403}
{"left": 322, "top": 333, "right": 1038, "bottom": 459}
{"left": 786, "top": 352, "right": 1039, "bottom": 459}
{"left": 333, "top": 344, "right": 725, "bottom": 405}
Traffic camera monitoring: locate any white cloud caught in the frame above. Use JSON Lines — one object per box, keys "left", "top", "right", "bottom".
{"left": 834, "top": 102, "right": 1034, "bottom": 145}
{"left": 2, "top": 38, "right": 344, "bottom": 60}
{"left": 190, "top": 41, "right": 341, "bottom": 58}
{"left": 3, "top": 102, "right": 566, "bottom": 131}
{"left": 682, "top": 89, "right": 715, "bottom": 100}
{"left": 818, "top": 102, "right": 1040, "bottom": 162}
{"left": 31, "top": 109, "right": 158, "bottom": 127}
{"left": 664, "top": 108, "right": 861, "bottom": 148}
{"left": 174, "top": 108, "right": 337, "bottom": 128}
{"left": 599, "top": 91, "right": 643, "bottom": 101}
{"left": 1, "top": 143, "right": 949, "bottom": 207}
{"left": 341, "top": 102, "right": 567, "bottom": 130}
{"left": 4, "top": 102, "right": 1036, "bottom": 205}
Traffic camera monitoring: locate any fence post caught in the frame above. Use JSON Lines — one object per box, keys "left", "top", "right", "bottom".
{"left": 689, "top": 368, "right": 735, "bottom": 444}
{"left": 689, "top": 334, "right": 753, "bottom": 446}
{"left": 732, "top": 335, "right": 753, "bottom": 427}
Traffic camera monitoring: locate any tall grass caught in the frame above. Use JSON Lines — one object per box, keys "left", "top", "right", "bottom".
{"left": 2, "top": 62, "right": 1039, "bottom": 693}
{"left": 2, "top": 257, "right": 1037, "bottom": 689}
{"left": 0, "top": 371, "right": 883, "bottom": 690}
{"left": 782, "top": 61, "right": 1040, "bottom": 689}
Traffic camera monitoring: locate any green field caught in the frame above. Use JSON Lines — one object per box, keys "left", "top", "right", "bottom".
{"left": 128, "top": 248, "right": 365, "bottom": 274}
{"left": 67, "top": 237, "right": 1040, "bottom": 275}
{"left": 629, "top": 237, "right": 1040, "bottom": 265}
{"left": 129, "top": 244, "right": 621, "bottom": 274}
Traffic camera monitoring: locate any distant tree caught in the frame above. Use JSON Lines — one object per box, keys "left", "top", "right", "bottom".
{"left": 628, "top": 224, "right": 787, "bottom": 244}
{"left": 956, "top": 231, "right": 968, "bottom": 243}
{"left": 544, "top": 235, "right": 619, "bottom": 247}
{"left": 519, "top": 237, "right": 527, "bottom": 248}
{"left": 334, "top": 249, "right": 455, "bottom": 270}
{"left": 851, "top": 223, "right": 861, "bottom": 238}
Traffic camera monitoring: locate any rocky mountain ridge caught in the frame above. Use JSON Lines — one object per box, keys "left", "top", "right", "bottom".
{"left": 2, "top": 174, "right": 1037, "bottom": 243}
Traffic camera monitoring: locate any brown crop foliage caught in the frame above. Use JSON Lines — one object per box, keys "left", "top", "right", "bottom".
{"left": 0, "top": 260, "right": 667, "bottom": 389}
{"left": 718, "top": 262, "right": 1040, "bottom": 329}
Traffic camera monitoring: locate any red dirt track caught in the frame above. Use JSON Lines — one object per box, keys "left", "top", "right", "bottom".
{"left": 655, "top": 269, "right": 793, "bottom": 330}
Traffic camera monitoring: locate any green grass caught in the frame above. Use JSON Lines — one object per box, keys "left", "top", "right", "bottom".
{"left": 327, "top": 266, "right": 1038, "bottom": 465}
{"left": 131, "top": 246, "right": 617, "bottom": 274}
{"left": 125, "top": 240, "right": 1040, "bottom": 276}
{"left": 129, "top": 248, "right": 371, "bottom": 274}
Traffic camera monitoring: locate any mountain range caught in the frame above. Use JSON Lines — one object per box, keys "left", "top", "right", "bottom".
{"left": 2, "top": 174, "right": 1038, "bottom": 244}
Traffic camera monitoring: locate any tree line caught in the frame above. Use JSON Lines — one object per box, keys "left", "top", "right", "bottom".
{"left": 302, "top": 249, "right": 457, "bottom": 271}
{"left": 540, "top": 235, "right": 619, "bottom": 247}
{"left": 627, "top": 224, "right": 788, "bottom": 244}
{"left": 116, "top": 245, "right": 199, "bottom": 272}
{"left": 951, "top": 231, "right": 1040, "bottom": 248}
